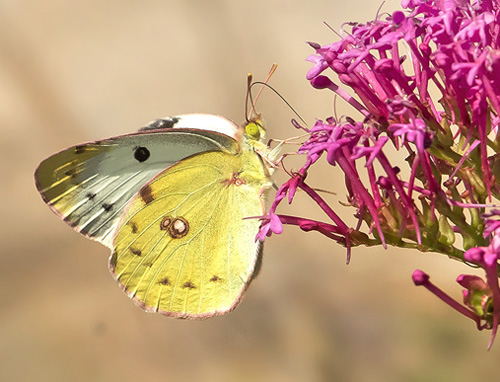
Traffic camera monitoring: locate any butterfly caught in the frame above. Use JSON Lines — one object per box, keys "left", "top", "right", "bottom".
{"left": 35, "top": 113, "right": 275, "bottom": 318}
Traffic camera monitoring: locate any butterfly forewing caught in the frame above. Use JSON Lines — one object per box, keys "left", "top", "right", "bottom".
{"left": 35, "top": 128, "right": 239, "bottom": 247}
{"left": 110, "top": 148, "right": 269, "bottom": 318}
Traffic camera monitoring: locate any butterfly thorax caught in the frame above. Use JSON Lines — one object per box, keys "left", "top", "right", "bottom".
{"left": 236, "top": 130, "right": 273, "bottom": 191}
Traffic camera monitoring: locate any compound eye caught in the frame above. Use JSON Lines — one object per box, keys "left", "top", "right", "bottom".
{"left": 245, "top": 121, "right": 261, "bottom": 140}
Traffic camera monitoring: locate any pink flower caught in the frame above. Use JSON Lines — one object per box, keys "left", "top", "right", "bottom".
{"left": 261, "top": 0, "right": 500, "bottom": 348}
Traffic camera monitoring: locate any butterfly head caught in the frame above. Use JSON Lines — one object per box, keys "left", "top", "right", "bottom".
{"left": 244, "top": 116, "right": 266, "bottom": 141}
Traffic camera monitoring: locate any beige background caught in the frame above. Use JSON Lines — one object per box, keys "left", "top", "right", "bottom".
{"left": 2, "top": 0, "right": 500, "bottom": 381}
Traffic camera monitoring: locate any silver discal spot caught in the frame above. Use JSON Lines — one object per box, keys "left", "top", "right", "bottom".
{"left": 160, "top": 216, "right": 173, "bottom": 231}
{"left": 169, "top": 217, "right": 189, "bottom": 239}
{"left": 160, "top": 216, "right": 189, "bottom": 239}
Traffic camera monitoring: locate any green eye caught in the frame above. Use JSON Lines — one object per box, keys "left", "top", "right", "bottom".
{"left": 245, "top": 122, "right": 261, "bottom": 139}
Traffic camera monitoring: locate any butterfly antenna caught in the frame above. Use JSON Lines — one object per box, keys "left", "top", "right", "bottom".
{"left": 245, "top": 73, "right": 253, "bottom": 123}
{"left": 250, "top": 80, "right": 307, "bottom": 126}
{"left": 246, "top": 63, "right": 278, "bottom": 121}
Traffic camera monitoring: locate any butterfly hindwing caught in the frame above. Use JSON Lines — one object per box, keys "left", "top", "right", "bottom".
{"left": 35, "top": 126, "right": 239, "bottom": 247}
{"left": 110, "top": 148, "right": 269, "bottom": 318}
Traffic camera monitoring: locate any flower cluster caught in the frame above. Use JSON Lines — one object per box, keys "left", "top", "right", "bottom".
{"left": 260, "top": 0, "right": 500, "bottom": 348}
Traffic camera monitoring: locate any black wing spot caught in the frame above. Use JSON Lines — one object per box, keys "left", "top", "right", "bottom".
{"left": 182, "top": 281, "right": 196, "bottom": 289}
{"left": 86, "top": 192, "right": 96, "bottom": 200}
{"left": 65, "top": 168, "right": 77, "bottom": 177}
{"left": 142, "top": 117, "right": 179, "bottom": 131}
{"left": 140, "top": 185, "right": 154, "bottom": 204}
{"left": 102, "top": 203, "right": 113, "bottom": 212}
{"left": 129, "top": 221, "right": 138, "bottom": 234}
{"left": 74, "top": 145, "right": 88, "bottom": 154}
{"left": 134, "top": 146, "right": 150, "bottom": 162}
{"left": 210, "top": 275, "right": 222, "bottom": 282}
{"left": 65, "top": 168, "right": 80, "bottom": 184}
{"left": 159, "top": 277, "right": 171, "bottom": 285}
{"left": 130, "top": 247, "right": 142, "bottom": 256}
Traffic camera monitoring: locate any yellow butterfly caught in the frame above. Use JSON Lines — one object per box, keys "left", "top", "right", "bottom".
{"left": 35, "top": 113, "right": 274, "bottom": 318}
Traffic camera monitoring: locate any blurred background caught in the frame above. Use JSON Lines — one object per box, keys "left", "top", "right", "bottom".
{"left": 2, "top": 0, "right": 500, "bottom": 381}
